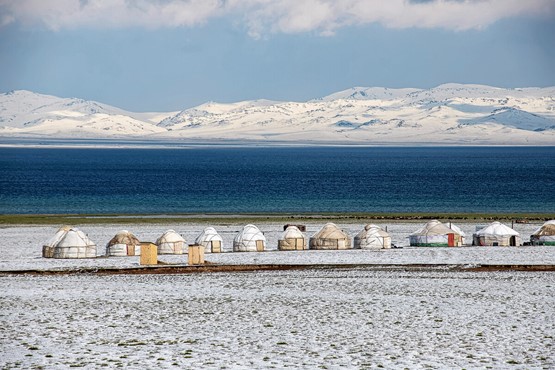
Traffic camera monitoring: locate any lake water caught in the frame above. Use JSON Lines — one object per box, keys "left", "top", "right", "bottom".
{"left": 0, "top": 146, "right": 553, "bottom": 214}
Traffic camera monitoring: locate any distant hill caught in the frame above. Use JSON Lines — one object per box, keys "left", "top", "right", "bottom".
{"left": 1, "top": 84, "right": 554, "bottom": 145}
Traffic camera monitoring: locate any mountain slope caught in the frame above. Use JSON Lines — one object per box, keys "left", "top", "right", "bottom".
{"left": 1, "top": 85, "right": 554, "bottom": 144}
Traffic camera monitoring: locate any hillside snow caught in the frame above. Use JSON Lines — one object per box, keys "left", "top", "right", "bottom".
{"left": 1, "top": 85, "right": 554, "bottom": 144}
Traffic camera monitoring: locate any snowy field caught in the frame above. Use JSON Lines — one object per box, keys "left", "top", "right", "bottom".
{"left": 1, "top": 268, "right": 555, "bottom": 369}
{"left": 0, "top": 221, "right": 553, "bottom": 271}
{"left": 1, "top": 222, "right": 555, "bottom": 369}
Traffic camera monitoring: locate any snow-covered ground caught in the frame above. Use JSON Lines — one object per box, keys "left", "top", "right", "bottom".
{"left": 1, "top": 269, "right": 554, "bottom": 368}
{"left": 1, "top": 221, "right": 554, "bottom": 369}
{"left": 0, "top": 221, "right": 553, "bottom": 272}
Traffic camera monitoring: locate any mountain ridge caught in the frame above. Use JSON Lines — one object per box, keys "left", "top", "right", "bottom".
{"left": 1, "top": 84, "right": 554, "bottom": 145}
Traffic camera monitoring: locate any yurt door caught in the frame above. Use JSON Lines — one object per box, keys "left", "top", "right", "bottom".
{"left": 127, "top": 245, "right": 135, "bottom": 256}
{"left": 447, "top": 233, "right": 455, "bottom": 247}
{"left": 211, "top": 240, "right": 222, "bottom": 253}
{"left": 510, "top": 236, "right": 516, "bottom": 246}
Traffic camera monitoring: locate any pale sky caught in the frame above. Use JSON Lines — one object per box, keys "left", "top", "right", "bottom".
{"left": 0, "top": 0, "right": 554, "bottom": 111}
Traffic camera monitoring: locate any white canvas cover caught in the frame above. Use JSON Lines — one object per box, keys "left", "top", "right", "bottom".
{"left": 278, "top": 226, "right": 307, "bottom": 251}
{"left": 195, "top": 227, "right": 224, "bottom": 253}
{"left": 42, "top": 225, "right": 71, "bottom": 257}
{"left": 233, "top": 224, "right": 266, "bottom": 252}
{"left": 309, "top": 223, "right": 351, "bottom": 250}
{"left": 531, "top": 220, "right": 555, "bottom": 245}
{"left": 409, "top": 220, "right": 462, "bottom": 247}
{"left": 354, "top": 224, "right": 391, "bottom": 249}
{"left": 43, "top": 227, "right": 97, "bottom": 259}
{"left": 106, "top": 230, "right": 141, "bottom": 257}
{"left": 476, "top": 221, "right": 519, "bottom": 237}
{"left": 473, "top": 221, "right": 521, "bottom": 246}
{"left": 156, "top": 229, "right": 185, "bottom": 254}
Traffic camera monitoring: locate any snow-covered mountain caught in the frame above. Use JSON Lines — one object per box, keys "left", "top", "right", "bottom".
{"left": 1, "top": 85, "right": 554, "bottom": 145}
{"left": 0, "top": 90, "right": 172, "bottom": 137}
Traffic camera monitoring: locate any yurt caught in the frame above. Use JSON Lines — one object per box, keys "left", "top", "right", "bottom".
{"left": 106, "top": 230, "right": 141, "bottom": 257}
{"left": 409, "top": 220, "right": 463, "bottom": 247}
{"left": 530, "top": 220, "right": 555, "bottom": 246}
{"left": 472, "top": 221, "right": 521, "bottom": 246}
{"left": 156, "top": 230, "right": 185, "bottom": 254}
{"left": 233, "top": 224, "right": 266, "bottom": 252}
{"left": 309, "top": 223, "right": 351, "bottom": 250}
{"left": 354, "top": 224, "right": 391, "bottom": 249}
{"left": 445, "top": 222, "right": 467, "bottom": 246}
{"left": 278, "top": 225, "right": 307, "bottom": 251}
{"left": 195, "top": 227, "right": 224, "bottom": 253}
{"left": 42, "top": 225, "right": 71, "bottom": 258}
{"left": 43, "top": 227, "right": 97, "bottom": 258}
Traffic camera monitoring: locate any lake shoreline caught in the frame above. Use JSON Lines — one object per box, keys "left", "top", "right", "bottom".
{"left": 1, "top": 212, "right": 554, "bottom": 225}
{"left": 2, "top": 137, "right": 555, "bottom": 149}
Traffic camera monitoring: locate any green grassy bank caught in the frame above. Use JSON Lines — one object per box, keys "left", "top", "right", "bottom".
{"left": 0, "top": 213, "right": 553, "bottom": 225}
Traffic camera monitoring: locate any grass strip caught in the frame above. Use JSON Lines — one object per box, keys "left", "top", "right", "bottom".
{"left": 0, "top": 212, "right": 553, "bottom": 225}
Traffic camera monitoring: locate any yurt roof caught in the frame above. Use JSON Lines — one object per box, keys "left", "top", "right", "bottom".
{"left": 156, "top": 229, "right": 185, "bottom": 244}
{"left": 107, "top": 230, "right": 140, "bottom": 247}
{"left": 43, "top": 225, "right": 72, "bottom": 247}
{"left": 475, "top": 221, "right": 519, "bottom": 236}
{"left": 311, "top": 223, "right": 349, "bottom": 240}
{"left": 445, "top": 223, "right": 466, "bottom": 237}
{"left": 195, "top": 227, "right": 223, "bottom": 242}
{"left": 234, "top": 224, "right": 265, "bottom": 242}
{"left": 281, "top": 226, "right": 305, "bottom": 240}
{"left": 357, "top": 224, "right": 390, "bottom": 238}
{"left": 532, "top": 220, "right": 555, "bottom": 237}
{"left": 57, "top": 228, "right": 96, "bottom": 248}
{"left": 410, "top": 220, "right": 458, "bottom": 236}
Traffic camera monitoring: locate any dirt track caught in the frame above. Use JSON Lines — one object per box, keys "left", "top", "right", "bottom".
{"left": 2, "top": 263, "right": 555, "bottom": 276}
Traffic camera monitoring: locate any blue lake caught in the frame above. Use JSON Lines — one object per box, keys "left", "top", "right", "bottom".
{"left": 0, "top": 146, "right": 553, "bottom": 214}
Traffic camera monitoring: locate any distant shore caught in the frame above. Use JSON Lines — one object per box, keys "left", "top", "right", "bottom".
{"left": 1, "top": 137, "right": 555, "bottom": 149}
{"left": 1, "top": 212, "right": 553, "bottom": 225}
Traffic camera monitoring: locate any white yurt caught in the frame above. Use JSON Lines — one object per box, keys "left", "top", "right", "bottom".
{"left": 409, "top": 220, "right": 463, "bottom": 247}
{"left": 278, "top": 226, "right": 307, "bottom": 251}
{"left": 354, "top": 224, "right": 391, "bottom": 249}
{"left": 42, "top": 225, "right": 71, "bottom": 258}
{"left": 472, "top": 221, "right": 521, "bottom": 246}
{"left": 309, "top": 223, "right": 351, "bottom": 250}
{"left": 530, "top": 220, "right": 555, "bottom": 246}
{"left": 156, "top": 230, "right": 185, "bottom": 254}
{"left": 43, "top": 227, "right": 97, "bottom": 259}
{"left": 445, "top": 222, "right": 467, "bottom": 246}
{"left": 106, "top": 230, "right": 141, "bottom": 257}
{"left": 233, "top": 224, "right": 266, "bottom": 252}
{"left": 195, "top": 227, "right": 224, "bottom": 253}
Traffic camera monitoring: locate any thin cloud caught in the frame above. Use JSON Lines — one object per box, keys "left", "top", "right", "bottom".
{"left": 0, "top": 0, "right": 553, "bottom": 35}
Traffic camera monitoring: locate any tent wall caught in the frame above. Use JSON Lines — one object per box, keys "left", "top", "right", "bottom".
{"left": 157, "top": 241, "right": 184, "bottom": 254}
{"left": 409, "top": 235, "right": 449, "bottom": 247}
{"left": 278, "top": 238, "right": 307, "bottom": 251}
{"left": 196, "top": 239, "right": 223, "bottom": 253}
{"left": 473, "top": 234, "right": 522, "bottom": 246}
{"left": 52, "top": 245, "right": 96, "bottom": 258}
{"left": 309, "top": 237, "right": 351, "bottom": 250}
{"left": 106, "top": 243, "right": 141, "bottom": 257}
{"left": 354, "top": 236, "right": 391, "bottom": 249}
{"left": 233, "top": 240, "right": 265, "bottom": 252}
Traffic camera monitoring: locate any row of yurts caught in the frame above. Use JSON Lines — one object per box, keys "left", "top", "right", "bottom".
{"left": 42, "top": 220, "right": 555, "bottom": 259}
